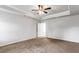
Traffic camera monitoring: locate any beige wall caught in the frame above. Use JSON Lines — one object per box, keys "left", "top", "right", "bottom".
{"left": 0, "top": 11, "right": 36, "bottom": 46}
{"left": 46, "top": 15, "right": 79, "bottom": 43}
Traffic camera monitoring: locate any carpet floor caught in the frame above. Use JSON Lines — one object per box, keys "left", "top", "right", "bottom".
{"left": 0, "top": 37, "right": 79, "bottom": 53}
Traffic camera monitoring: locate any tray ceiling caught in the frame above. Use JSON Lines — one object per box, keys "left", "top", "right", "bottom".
{"left": 0, "top": 5, "right": 79, "bottom": 20}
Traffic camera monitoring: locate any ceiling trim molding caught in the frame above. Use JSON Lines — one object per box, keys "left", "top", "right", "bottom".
{"left": 41, "top": 10, "right": 70, "bottom": 20}
{"left": 6, "top": 5, "right": 30, "bottom": 14}
{"left": 0, "top": 7, "right": 22, "bottom": 15}
{"left": 0, "top": 7, "right": 38, "bottom": 21}
{"left": 6, "top": 5, "right": 39, "bottom": 19}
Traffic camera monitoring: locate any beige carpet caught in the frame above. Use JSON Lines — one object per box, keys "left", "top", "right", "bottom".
{"left": 0, "top": 37, "right": 79, "bottom": 53}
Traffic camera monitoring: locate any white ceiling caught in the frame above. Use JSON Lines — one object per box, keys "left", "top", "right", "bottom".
{"left": 0, "top": 5, "right": 79, "bottom": 20}
{"left": 12, "top": 5, "right": 68, "bottom": 15}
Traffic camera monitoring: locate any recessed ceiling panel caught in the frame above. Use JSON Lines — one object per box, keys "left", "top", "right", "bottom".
{"left": 1, "top": 5, "right": 79, "bottom": 20}
{"left": 12, "top": 5, "right": 69, "bottom": 16}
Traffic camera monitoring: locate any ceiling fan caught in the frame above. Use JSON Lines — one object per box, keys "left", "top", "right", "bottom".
{"left": 32, "top": 5, "right": 51, "bottom": 15}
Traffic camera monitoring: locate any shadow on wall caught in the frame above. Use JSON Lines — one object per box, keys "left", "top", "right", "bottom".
{"left": 0, "top": 12, "right": 36, "bottom": 46}
{"left": 46, "top": 15, "right": 79, "bottom": 43}
{"left": 0, "top": 21, "right": 21, "bottom": 42}
{"left": 63, "top": 26, "right": 79, "bottom": 42}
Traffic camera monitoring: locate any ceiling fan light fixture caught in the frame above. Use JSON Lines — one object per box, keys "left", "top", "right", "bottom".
{"left": 38, "top": 10, "right": 44, "bottom": 15}
{"left": 32, "top": 5, "right": 51, "bottom": 15}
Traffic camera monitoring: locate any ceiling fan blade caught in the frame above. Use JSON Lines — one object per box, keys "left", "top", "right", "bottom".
{"left": 38, "top": 5, "right": 44, "bottom": 10}
{"left": 38, "top": 5, "right": 40, "bottom": 8}
{"left": 44, "top": 7, "right": 51, "bottom": 10}
{"left": 43, "top": 11, "right": 48, "bottom": 14}
{"left": 38, "top": 5, "right": 41, "bottom": 9}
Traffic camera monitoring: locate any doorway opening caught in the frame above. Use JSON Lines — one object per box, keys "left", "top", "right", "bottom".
{"left": 38, "top": 22, "right": 46, "bottom": 37}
